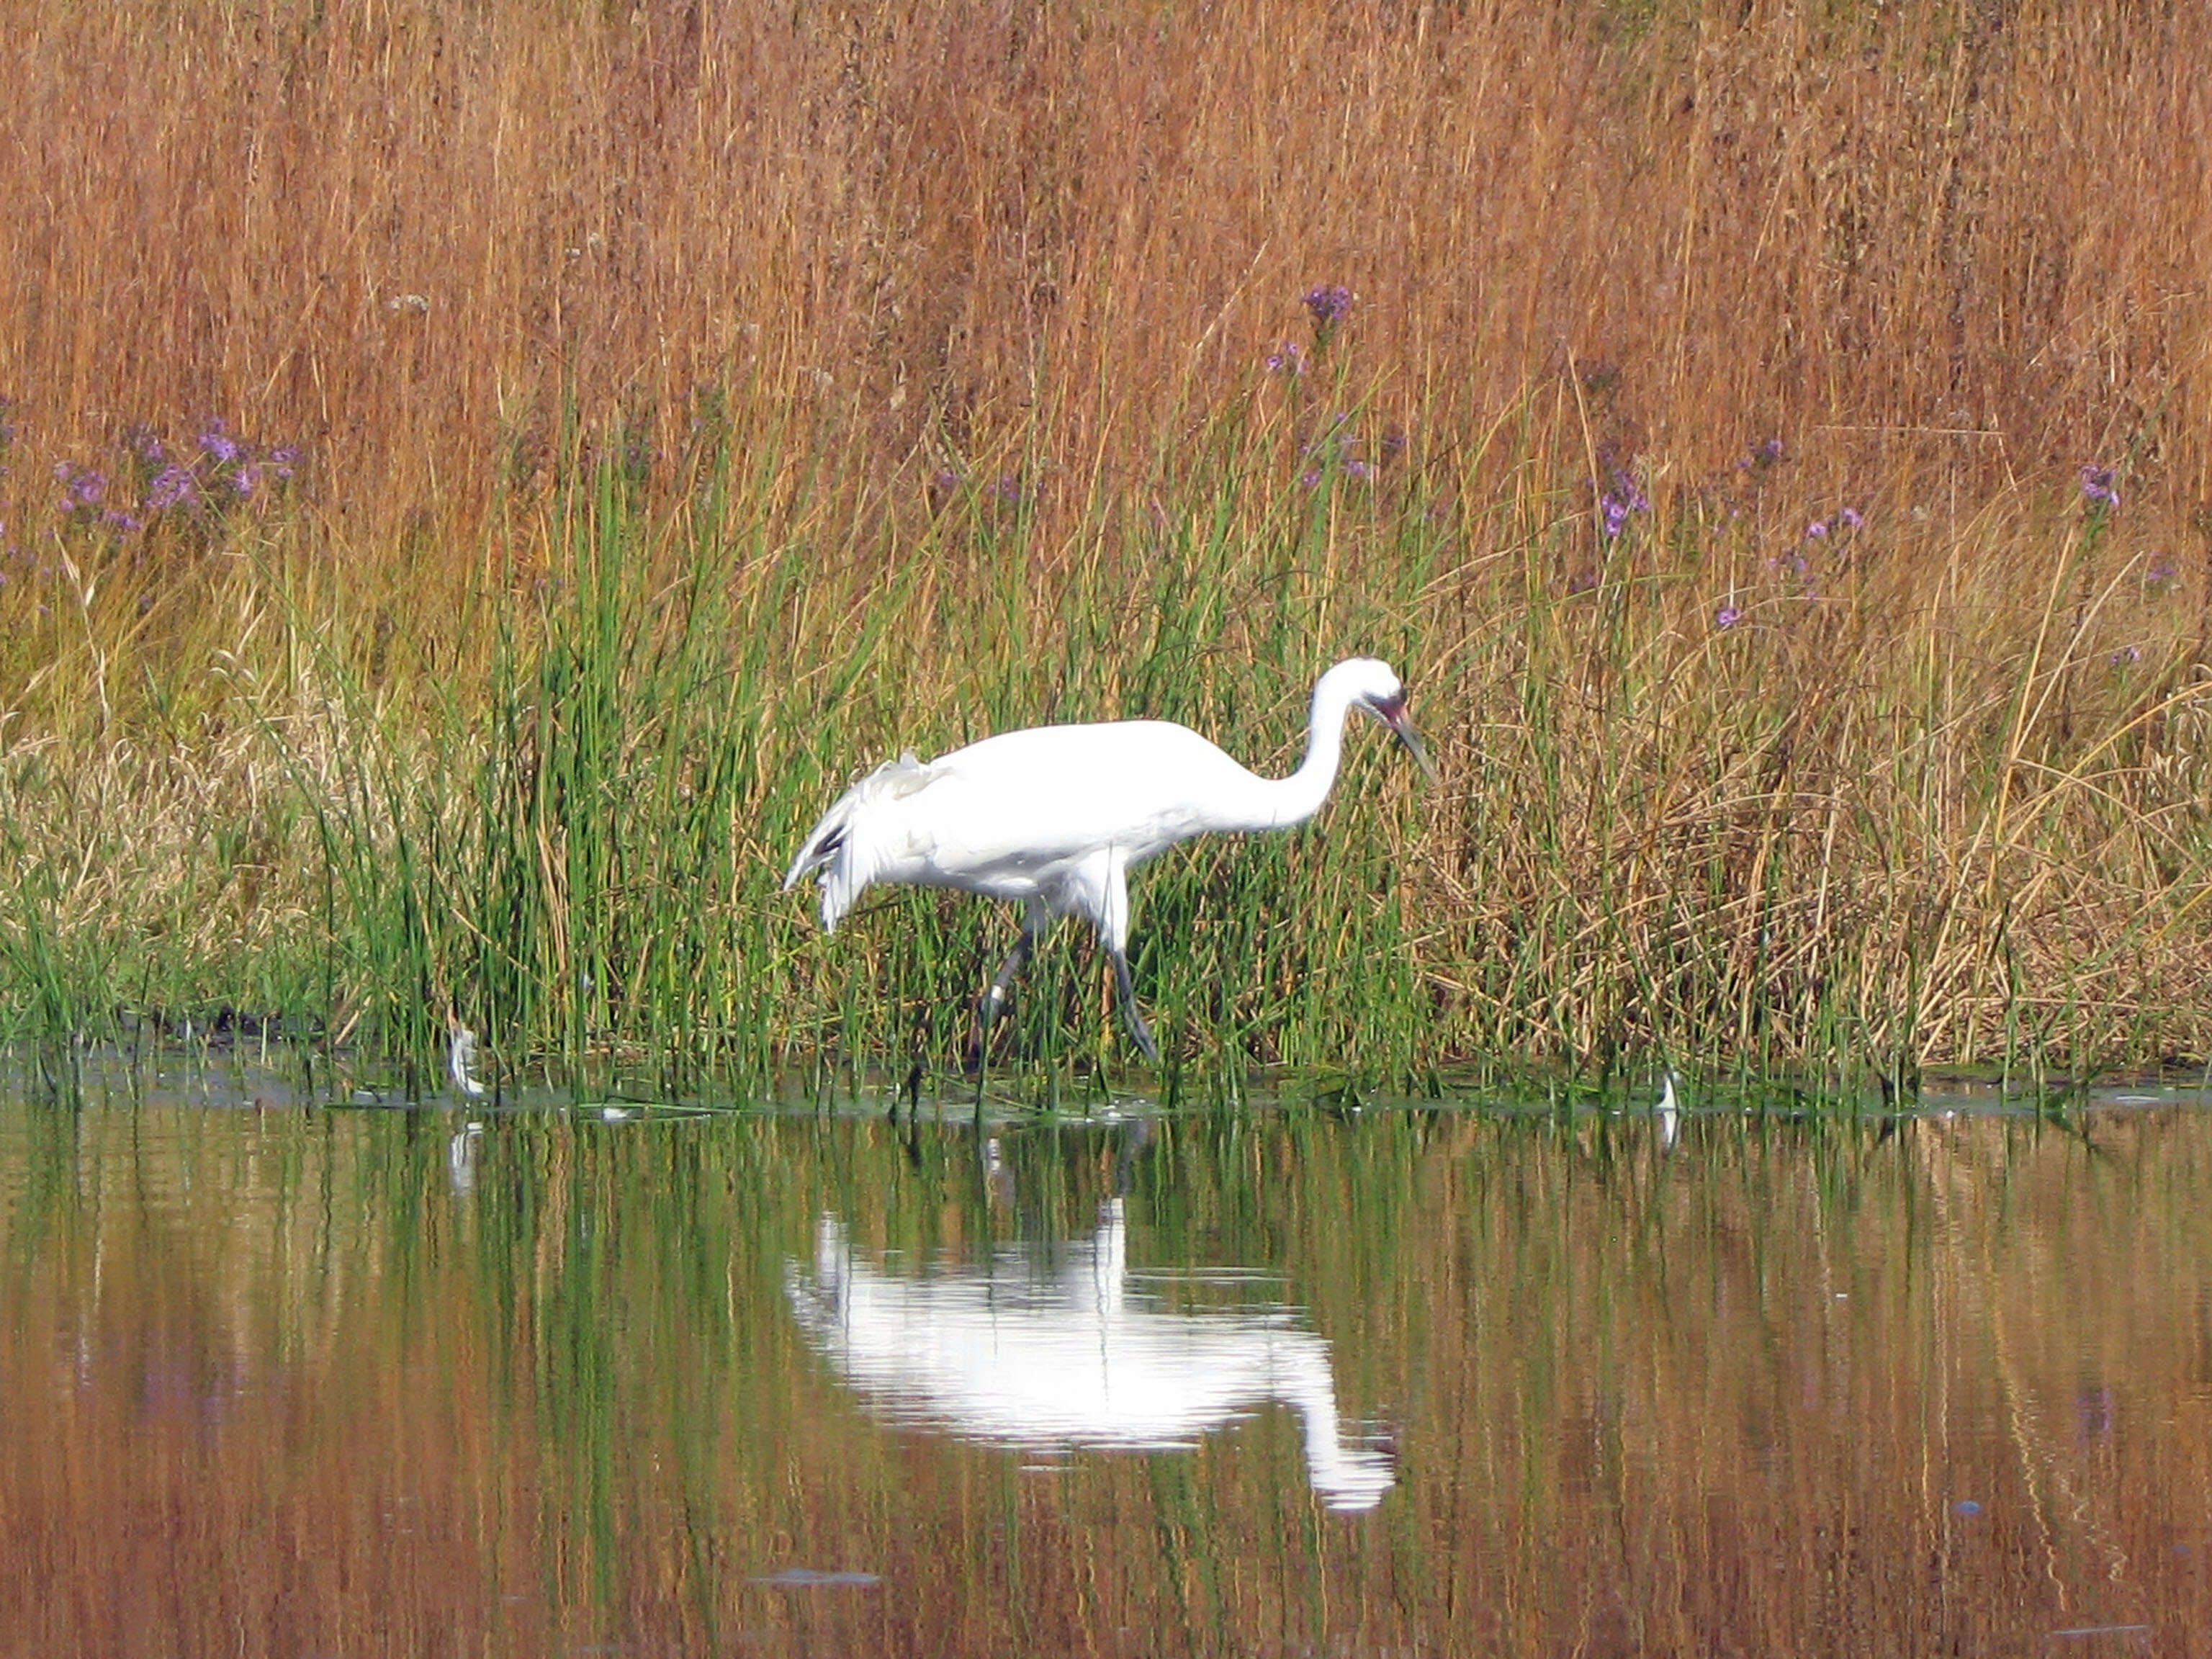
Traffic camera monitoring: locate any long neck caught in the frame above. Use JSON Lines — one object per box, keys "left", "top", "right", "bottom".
{"left": 1245, "top": 673, "right": 1360, "bottom": 831}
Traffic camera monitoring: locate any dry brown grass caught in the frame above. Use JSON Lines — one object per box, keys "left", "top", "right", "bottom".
{"left": 2, "top": 0, "right": 2206, "bottom": 539}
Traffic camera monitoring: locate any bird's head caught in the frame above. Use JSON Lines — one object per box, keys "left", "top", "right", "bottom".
{"left": 1336, "top": 658, "right": 1438, "bottom": 781}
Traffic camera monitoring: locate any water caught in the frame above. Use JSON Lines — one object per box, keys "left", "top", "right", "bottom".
{"left": 5, "top": 1062, "right": 2211, "bottom": 1655}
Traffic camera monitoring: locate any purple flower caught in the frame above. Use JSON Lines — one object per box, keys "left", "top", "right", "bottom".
{"left": 54, "top": 464, "right": 109, "bottom": 511}
{"left": 2081, "top": 464, "right": 2121, "bottom": 510}
{"left": 1299, "top": 415, "right": 1371, "bottom": 484}
{"left": 1806, "top": 519, "right": 1828, "bottom": 539}
{"left": 1302, "top": 284, "right": 1354, "bottom": 328}
{"left": 232, "top": 465, "right": 261, "bottom": 498}
{"left": 1598, "top": 466, "right": 1647, "bottom": 536}
{"left": 1838, "top": 506, "right": 1864, "bottom": 529}
{"left": 146, "top": 464, "right": 199, "bottom": 510}
{"left": 199, "top": 420, "right": 241, "bottom": 464}
{"left": 1265, "top": 341, "right": 1307, "bottom": 375}
{"left": 1715, "top": 605, "right": 1743, "bottom": 629}
{"left": 269, "top": 444, "right": 299, "bottom": 476}
{"left": 102, "top": 511, "right": 145, "bottom": 536}
{"left": 2110, "top": 644, "right": 2143, "bottom": 665}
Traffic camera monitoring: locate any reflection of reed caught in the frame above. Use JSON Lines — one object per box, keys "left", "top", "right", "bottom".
{"left": 1918, "top": 1117, "right": 2149, "bottom": 1626}
{"left": 786, "top": 1201, "right": 1395, "bottom": 1511}
{"left": 10, "top": 1100, "right": 2212, "bottom": 1656}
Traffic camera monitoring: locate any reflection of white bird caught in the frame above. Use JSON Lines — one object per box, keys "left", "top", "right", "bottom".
{"left": 786, "top": 1202, "right": 1396, "bottom": 1511}
{"left": 783, "top": 659, "right": 1434, "bottom": 1062}
{"left": 447, "top": 1120, "right": 483, "bottom": 1193}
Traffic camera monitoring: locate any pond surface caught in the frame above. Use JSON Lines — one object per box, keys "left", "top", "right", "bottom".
{"left": 5, "top": 1063, "right": 2212, "bottom": 1655}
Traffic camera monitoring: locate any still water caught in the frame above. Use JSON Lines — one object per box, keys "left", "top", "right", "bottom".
{"left": 4, "top": 1064, "right": 2211, "bottom": 1655}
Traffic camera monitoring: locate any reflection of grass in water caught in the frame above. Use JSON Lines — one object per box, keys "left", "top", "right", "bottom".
{"left": 9, "top": 1096, "right": 2211, "bottom": 1650}
{"left": 1, "top": 399, "right": 2209, "bottom": 1091}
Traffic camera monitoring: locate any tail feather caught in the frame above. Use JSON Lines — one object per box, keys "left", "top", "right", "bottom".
{"left": 783, "top": 749, "right": 935, "bottom": 932}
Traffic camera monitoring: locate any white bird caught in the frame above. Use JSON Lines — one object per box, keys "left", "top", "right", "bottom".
{"left": 782, "top": 657, "right": 1434, "bottom": 1065}
{"left": 448, "top": 1022, "right": 487, "bottom": 1099}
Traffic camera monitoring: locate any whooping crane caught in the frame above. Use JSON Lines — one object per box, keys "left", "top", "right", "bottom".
{"left": 782, "top": 657, "right": 1434, "bottom": 1068}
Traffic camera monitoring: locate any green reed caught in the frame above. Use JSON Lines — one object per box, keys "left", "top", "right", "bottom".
{"left": 1, "top": 379, "right": 2208, "bottom": 1096}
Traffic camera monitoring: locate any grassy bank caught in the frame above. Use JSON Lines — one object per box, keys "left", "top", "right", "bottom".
{"left": 1, "top": 0, "right": 2208, "bottom": 1091}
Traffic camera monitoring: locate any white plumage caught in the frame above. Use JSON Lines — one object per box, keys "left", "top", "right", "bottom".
{"left": 783, "top": 657, "right": 1433, "bottom": 1064}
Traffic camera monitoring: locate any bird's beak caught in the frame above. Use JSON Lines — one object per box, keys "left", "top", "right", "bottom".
{"left": 1372, "top": 694, "right": 1439, "bottom": 783}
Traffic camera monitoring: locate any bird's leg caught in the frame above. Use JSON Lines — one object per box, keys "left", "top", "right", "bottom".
{"left": 973, "top": 956, "right": 1021, "bottom": 1119}
{"left": 979, "top": 930, "right": 1035, "bottom": 1039}
{"left": 1092, "top": 850, "right": 1161, "bottom": 1067}
{"left": 975, "top": 902, "right": 1046, "bottom": 1056}
{"left": 1110, "top": 947, "right": 1162, "bottom": 1066}
{"left": 974, "top": 904, "right": 1044, "bottom": 1112}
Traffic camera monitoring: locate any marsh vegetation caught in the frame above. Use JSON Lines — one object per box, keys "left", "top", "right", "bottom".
{"left": 1, "top": 0, "right": 2208, "bottom": 1089}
